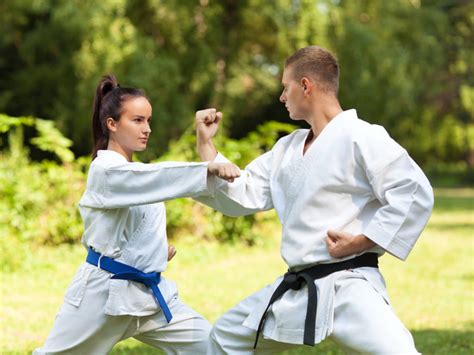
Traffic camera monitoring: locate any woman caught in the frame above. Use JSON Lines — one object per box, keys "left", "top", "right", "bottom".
{"left": 34, "top": 75, "right": 240, "bottom": 354}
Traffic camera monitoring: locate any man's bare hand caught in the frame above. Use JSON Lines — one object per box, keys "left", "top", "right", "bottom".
{"left": 167, "top": 245, "right": 177, "bottom": 261}
{"left": 195, "top": 108, "right": 222, "bottom": 143}
{"left": 208, "top": 162, "right": 241, "bottom": 182}
{"left": 326, "top": 230, "right": 376, "bottom": 258}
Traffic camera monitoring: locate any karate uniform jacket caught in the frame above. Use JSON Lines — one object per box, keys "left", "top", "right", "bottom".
{"left": 196, "top": 109, "right": 434, "bottom": 344}
{"left": 70, "top": 150, "right": 213, "bottom": 316}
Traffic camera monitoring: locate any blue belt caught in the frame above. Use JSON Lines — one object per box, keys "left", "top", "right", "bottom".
{"left": 86, "top": 248, "right": 172, "bottom": 322}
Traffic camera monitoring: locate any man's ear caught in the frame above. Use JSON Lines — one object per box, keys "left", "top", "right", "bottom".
{"left": 301, "top": 77, "right": 312, "bottom": 95}
{"left": 106, "top": 117, "right": 117, "bottom": 132}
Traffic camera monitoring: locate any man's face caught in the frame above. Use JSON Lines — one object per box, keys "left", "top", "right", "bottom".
{"left": 279, "top": 66, "right": 305, "bottom": 120}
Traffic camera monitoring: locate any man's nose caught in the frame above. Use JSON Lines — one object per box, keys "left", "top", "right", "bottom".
{"left": 279, "top": 91, "right": 286, "bottom": 103}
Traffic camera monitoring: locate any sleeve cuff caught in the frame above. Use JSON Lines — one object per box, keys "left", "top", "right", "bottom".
{"left": 363, "top": 223, "right": 411, "bottom": 260}
{"left": 213, "top": 152, "right": 231, "bottom": 163}
{"left": 206, "top": 171, "right": 217, "bottom": 197}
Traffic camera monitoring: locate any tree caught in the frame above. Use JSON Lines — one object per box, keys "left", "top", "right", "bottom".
{"left": 1, "top": 0, "right": 472, "bottom": 169}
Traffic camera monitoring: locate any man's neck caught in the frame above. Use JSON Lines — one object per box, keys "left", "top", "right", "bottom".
{"left": 306, "top": 95, "right": 343, "bottom": 138}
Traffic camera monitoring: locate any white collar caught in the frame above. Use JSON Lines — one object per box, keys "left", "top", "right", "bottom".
{"left": 96, "top": 150, "right": 129, "bottom": 163}
{"left": 336, "top": 109, "right": 357, "bottom": 120}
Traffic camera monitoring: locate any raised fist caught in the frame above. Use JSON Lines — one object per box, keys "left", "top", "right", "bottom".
{"left": 195, "top": 108, "right": 222, "bottom": 143}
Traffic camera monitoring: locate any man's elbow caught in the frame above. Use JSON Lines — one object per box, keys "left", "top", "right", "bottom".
{"left": 424, "top": 184, "right": 435, "bottom": 214}
{"left": 413, "top": 173, "right": 434, "bottom": 215}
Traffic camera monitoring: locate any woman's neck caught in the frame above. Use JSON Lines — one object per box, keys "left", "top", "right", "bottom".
{"left": 107, "top": 140, "right": 133, "bottom": 162}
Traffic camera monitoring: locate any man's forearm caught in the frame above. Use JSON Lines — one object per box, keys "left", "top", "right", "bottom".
{"left": 197, "top": 139, "right": 218, "bottom": 161}
{"left": 353, "top": 234, "right": 377, "bottom": 253}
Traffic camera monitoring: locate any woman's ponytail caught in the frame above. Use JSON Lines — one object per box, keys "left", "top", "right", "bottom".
{"left": 91, "top": 75, "right": 119, "bottom": 159}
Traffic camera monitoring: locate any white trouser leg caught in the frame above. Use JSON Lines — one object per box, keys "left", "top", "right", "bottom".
{"left": 134, "top": 296, "right": 211, "bottom": 354}
{"left": 207, "top": 290, "right": 299, "bottom": 355}
{"left": 33, "top": 272, "right": 134, "bottom": 355}
{"left": 329, "top": 276, "right": 419, "bottom": 355}
{"left": 34, "top": 274, "right": 211, "bottom": 355}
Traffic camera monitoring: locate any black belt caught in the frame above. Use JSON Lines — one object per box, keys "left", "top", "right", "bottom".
{"left": 254, "top": 253, "right": 379, "bottom": 348}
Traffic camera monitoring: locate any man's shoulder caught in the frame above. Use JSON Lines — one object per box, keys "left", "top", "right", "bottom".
{"left": 349, "top": 118, "right": 406, "bottom": 159}
{"left": 346, "top": 115, "right": 392, "bottom": 141}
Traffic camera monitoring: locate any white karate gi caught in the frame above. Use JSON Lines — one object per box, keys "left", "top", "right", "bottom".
{"left": 34, "top": 150, "right": 215, "bottom": 355}
{"left": 196, "top": 109, "right": 434, "bottom": 354}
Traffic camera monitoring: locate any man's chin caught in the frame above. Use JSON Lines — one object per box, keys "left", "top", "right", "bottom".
{"left": 288, "top": 114, "right": 304, "bottom": 121}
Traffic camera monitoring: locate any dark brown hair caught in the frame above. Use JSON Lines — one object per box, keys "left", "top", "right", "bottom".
{"left": 285, "top": 46, "right": 339, "bottom": 95}
{"left": 91, "top": 75, "right": 148, "bottom": 158}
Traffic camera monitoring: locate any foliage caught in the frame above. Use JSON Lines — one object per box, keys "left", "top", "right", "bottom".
{"left": 1, "top": 0, "right": 472, "bottom": 269}
{"left": 0, "top": 115, "right": 86, "bottom": 271}
{"left": 1, "top": 0, "right": 471, "bottom": 168}
{"left": 328, "top": 0, "right": 474, "bottom": 167}
{"left": 0, "top": 0, "right": 322, "bottom": 158}
{"left": 0, "top": 114, "right": 75, "bottom": 162}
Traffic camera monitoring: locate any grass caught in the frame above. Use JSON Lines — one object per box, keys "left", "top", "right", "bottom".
{"left": 1, "top": 188, "right": 473, "bottom": 354}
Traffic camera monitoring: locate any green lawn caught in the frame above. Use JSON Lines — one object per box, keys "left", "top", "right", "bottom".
{"left": 1, "top": 188, "right": 473, "bottom": 354}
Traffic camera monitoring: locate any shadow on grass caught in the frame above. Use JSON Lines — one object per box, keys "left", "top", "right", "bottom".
{"left": 109, "top": 328, "right": 474, "bottom": 354}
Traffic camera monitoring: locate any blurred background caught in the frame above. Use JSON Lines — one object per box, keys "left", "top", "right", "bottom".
{"left": 0, "top": 0, "right": 473, "bottom": 354}
{"left": 1, "top": 0, "right": 472, "bottom": 166}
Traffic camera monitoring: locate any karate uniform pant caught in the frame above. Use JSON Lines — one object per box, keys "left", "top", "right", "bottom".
{"left": 208, "top": 276, "right": 419, "bottom": 355}
{"left": 33, "top": 284, "right": 210, "bottom": 355}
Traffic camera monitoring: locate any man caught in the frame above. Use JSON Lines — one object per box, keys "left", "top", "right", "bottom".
{"left": 195, "top": 46, "right": 433, "bottom": 354}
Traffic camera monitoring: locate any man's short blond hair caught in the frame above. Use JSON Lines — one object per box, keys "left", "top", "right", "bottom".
{"left": 285, "top": 46, "right": 339, "bottom": 95}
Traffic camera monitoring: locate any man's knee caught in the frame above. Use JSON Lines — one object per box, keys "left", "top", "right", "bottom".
{"left": 208, "top": 320, "right": 226, "bottom": 347}
{"left": 207, "top": 324, "right": 227, "bottom": 355}
{"left": 188, "top": 316, "right": 212, "bottom": 352}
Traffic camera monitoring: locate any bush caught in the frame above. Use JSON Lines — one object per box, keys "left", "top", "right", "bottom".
{"left": 0, "top": 115, "right": 87, "bottom": 271}
{"left": 1, "top": 154, "right": 87, "bottom": 244}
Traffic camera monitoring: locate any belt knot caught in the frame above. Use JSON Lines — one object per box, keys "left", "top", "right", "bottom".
{"left": 86, "top": 248, "right": 172, "bottom": 322}
{"left": 283, "top": 272, "right": 303, "bottom": 290}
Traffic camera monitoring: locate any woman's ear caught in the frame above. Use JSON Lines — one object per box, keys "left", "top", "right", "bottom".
{"left": 106, "top": 117, "right": 117, "bottom": 132}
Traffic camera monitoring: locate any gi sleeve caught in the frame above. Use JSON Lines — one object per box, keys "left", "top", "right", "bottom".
{"left": 79, "top": 161, "right": 213, "bottom": 209}
{"left": 194, "top": 151, "right": 274, "bottom": 217}
{"left": 359, "top": 126, "right": 434, "bottom": 260}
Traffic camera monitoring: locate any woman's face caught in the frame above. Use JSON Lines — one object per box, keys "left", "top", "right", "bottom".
{"left": 108, "top": 96, "right": 152, "bottom": 154}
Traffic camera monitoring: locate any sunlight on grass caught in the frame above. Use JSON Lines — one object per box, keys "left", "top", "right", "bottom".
{"left": 1, "top": 189, "right": 472, "bottom": 354}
